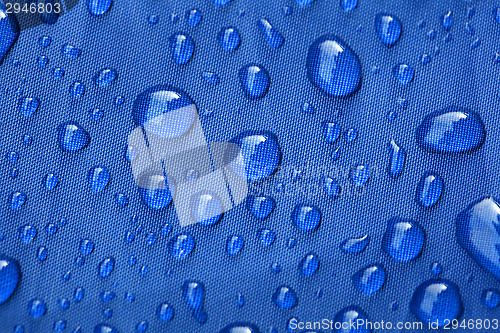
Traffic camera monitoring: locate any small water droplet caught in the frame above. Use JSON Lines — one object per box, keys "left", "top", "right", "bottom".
{"left": 57, "top": 122, "right": 90, "bottom": 152}
{"left": 340, "top": 0, "right": 358, "bottom": 12}
{"left": 80, "top": 239, "right": 94, "bottom": 256}
{"left": 99, "top": 257, "right": 115, "bottom": 278}
{"left": 388, "top": 140, "right": 406, "bottom": 179}
{"left": 272, "top": 286, "right": 298, "bottom": 309}
{"left": 442, "top": 11, "right": 452, "bottom": 31}
{"left": 431, "top": 262, "right": 443, "bottom": 275}
{"left": 39, "top": 36, "right": 51, "bottom": 47}
{"left": 70, "top": 81, "right": 85, "bottom": 98}
{"left": 88, "top": 166, "right": 110, "bottom": 192}
{"left": 292, "top": 204, "right": 321, "bottom": 231}
{"left": 87, "top": 0, "right": 113, "bottom": 16}
{"left": 238, "top": 64, "right": 270, "bottom": 99}
{"left": 324, "top": 122, "right": 341, "bottom": 144}
{"left": 37, "top": 247, "right": 48, "bottom": 261}
{"left": 28, "top": 298, "right": 47, "bottom": 318}
{"left": 157, "top": 303, "right": 174, "bottom": 321}
{"left": 351, "top": 165, "right": 370, "bottom": 185}
{"left": 18, "top": 97, "right": 40, "bottom": 118}
{"left": 416, "top": 172, "right": 444, "bottom": 208}
{"left": 168, "top": 234, "right": 195, "bottom": 259}
{"left": 201, "top": 71, "right": 220, "bottom": 84}
{"left": 19, "top": 225, "right": 37, "bottom": 244}
{"left": 482, "top": 288, "right": 500, "bottom": 308}
{"left": 186, "top": 9, "right": 202, "bottom": 26}
{"left": 246, "top": 195, "right": 276, "bottom": 219}
{"left": 169, "top": 33, "right": 195, "bottom": 65}
{"left": 393, "top": 63, "right": 414, "bottom": 85}
{"left": 375, "top": 14, "right": 402, "bottom": 47}
{"left": 226, "top": 235, "right": 244, "bottom": 255}
{"left": 45, "top": 173, "right": 58, "bottom": 190}
{"left": 352, "top": 265, "right": 386, "bottom": 295}
{"left": 257, "top": 19, "right": 284, "bottom": 48}
{"left": 299, "top": 253, "right": 319, "bottom": 276}
{"left": 258, "top": 229, "right": 275, "bottom": 246}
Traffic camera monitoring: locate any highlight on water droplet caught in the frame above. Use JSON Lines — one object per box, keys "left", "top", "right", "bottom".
{"left": 272, "top": 285, "right": 298, "bottom": 309}
{"left": 388, "top": 140, "right": 406, "bottom": 179}
{"left": 257, "top": 19, "right": 284, "bottom": 48}
{"left": 88, "top": 166, "right": 110, "bottom": 192}
{"left": 99, "top": 257, "right": 115, "bottom": 278}
{"left": 341, "top": 235, "right": 370, "bottom": 253}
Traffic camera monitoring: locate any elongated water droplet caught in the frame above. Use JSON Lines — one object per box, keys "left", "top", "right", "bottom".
{"left": 182, "top": 280, "right": 204, "bottom": 310}
{"left": 18, "top": 97, "right": 40, "bottom": 117}
{"left": 299, "top": 253, "right": 319, "bottom": 276}
{"left": 80, "top": 239, "right": 94, "bottom": 256}
{"left": 382, "top": 217, "right": 425, "bottom": 262}
{"left": 169, "top": 33, "right": 194, "bottom": 65}
{"left": 11, "top": 191, "right": 26, "bottom": 210}
{"left": 257, "top": 19, "right": 284, "bottom": 48}
{"left": 416, "top": 172, "right": 443, "bottom": 208}
{"left": 410, "top": 279, "right": 462, "bottom": 327}
{"left": 0, "top": 255, "right": 20, "bottom": 304}
{"left": 272, "top": 286, "right": 298, "bottom": 309}
{"left": 238, "top": 64, "right": 270, "bottom": 99}
{"left": 57, "top": 122, "right": 90, "bottom": 152}
{"left": 88, "top": 166, "right": 110, "bottom": 192}
{"left": 388, "top": 140, "right": 405, "bottom": 178}
{"left": 442, "top": 11, "right": 452, "bottom": 31}
{"left": 157, "top": 303, "right": 174, "bottom": 321}
{"left": 375, "top": 14, "right": 402, "bottom": 47}
{"left": 87, "top": 0, "right": 113, "bottom": 16}
{"left": 352, "top": 264, "right": 386, "bottom": 295}
{"left": 19, "top": 225, "right": 37, "bottom": 244}
{"left": 45, "top": 173, "right": 58, "bottom": 190}
{"left": 324, "top": 122, "right": 341, "bottom": 143}
{"left": 416, "top": 106, "right": 486, "bottom": 153}
{"left": 99, "top": 257, "right": 115, "bottom": 278}
{"left": 186, "top": 9, "right": 202, "bottom": 26}
{"left": 307, "top": 35, "right": 361, "bottom": 97}
{"left": 341, "top": 235, "right": 370, "bottom": 253}
{"left": 482, "top": 288, "right": 500, "bottom": 308}
{"left": 218, "top": 27, "right": 240, "bottom": 51}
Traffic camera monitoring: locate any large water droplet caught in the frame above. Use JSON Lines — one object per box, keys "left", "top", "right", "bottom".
{"left": 375, "top": 14, "right": 402, "bottom": 47}
{"left": 416, "top": 106, "right": 486, "bottom": 153}
{"left": 382, "top": 217, "right": 425, "bottom": 262}
{"left": 299, "top": 253, "right": 319, "bottom": 276}
{"left": 257, "top": 19, "right": 284, "bottom": 48}
{"left": 388, "top": 140, "right": 406, "bottom": 179}
{"left": 99, "top": 257, "right": 115, "bottom": 278}
{"left": 94, "top": 324, "right": 119, "bottom": 333}
{"left": 18, "top": 97, "right": 40, "bottom": 117}
{"left": 229, "top": 131, "right": 280, "bottom": 181}
{"left": 306, "top": 35, "right": 361, "bottom": 97}
{"left": 333, "top": 306, "right": 370, "bottom": 333}
{"left": 0, "top": 255, "right": 20, "bottom": 304}
{"left": 182, "top": 280, "right": 204, "bottom": 310}
{"left": 218, "top": 27, "right": 240, "bottom": 51}
{"left": 456, "top": 196, "right": 500, "bottom": 280}
{"left": 169, "top": 33, "right": 195, "bottom": 65}
{"left": 340, "top": 0, "right": 358, "bottom": 12}
{"left": 219, "top": 323, "right": 260, "bottom": 333}
{"left": 88, "top": 166, "right": 110, "bottom": 192}
{"left": 0, "top": 6, "right": 19, "bottom": 64}
{"left": 87, "top": 0, "right": 113, "bottom": 16}
{"left": 410, "top": 279, "right": 463, "bottom": 327}
{"left": 416, "top": 172, "right": 443, "bottom": 208}
{"left": 132, "top": 85, "right": 196, "bottom": 139}
{"left": 169, "top": 234, "right": 195, "bottom": 259}
{"left": 11, "top": 191, "right": 26, "bottom": 210}
{"left": 239, "top": 64, "right": 271, "bottom": 99}
{"left": 292, "top": 204, "right": 321, "bottom": 231}
{"left": 246, "top": 195, "right": 276, "bottom": 219}
{"left": 341, "top": 235, "right": 370, "bottom": 253}
{"left": 28, "top": 298, "right": 46, "bottom": 318}
{"left": 272, "top": 286, "right": 298, "bottom": 309}
{"left": 352, "top": 264, "right": 386, "bottom": 295}
{"left": 57, "top": 122, "right": 90, "bottom": 152}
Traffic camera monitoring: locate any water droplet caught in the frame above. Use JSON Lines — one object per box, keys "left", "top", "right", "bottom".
{"left": 148, "top": 15, "right": 158, "bottom": 24}
{"left": 333, "top": 306, "right": 370, "bottom": 333}
{"left": 306, "top": 35, "right": 361, "bottom": 97}
{"left": 191, "top": 192, "right": 223, "bottom": 226}
{"left": 416, "top": 172, "right": 444, "bottom": 208}
{"left": 375, "top": 14, "right": 402, "bottom": 47}
{"left": 352, "top": 264, "right": 386, "bottom": 295}
{"left": 421, "top": 53, "right": 431, "bottom": 64}
{"left": 238, "top": 64, "right": 270, "bottom": 99}
{"left": 292, "top": 204, "right": 321, "bottom": 231}
{"left": 94, "top": 324, "right": 119, "bottom": 333}
{"left": 186, "top": 9, "right": 202, "bottom": 26}
{"left": 201, "top": 71, "right": 220, "bottom": 84}
{"left": 125, "top": 292, "right": 135, "bottom": 302}
{"left": 301, "top": 102, "right": 315, "bottom": 114}
{"left": 393, "top": 63, "right": 414, "bottom": 85}
{"left": 28, "top": 298, "right": 47, "bottom": 318}
{"left": 456, "top": 197, "right": 500, "bottom": 280}
{"left": 257, "top": 19, "right": 284, "bottom": 48}
{"left": 229, "top": 131, "right": 280, "bottom": 181}
{"left": 0, "top": 255, "right": 20, "bottom": 304}
{"left": 63, "top": 271, "right": 71, "bottom": 281}
{"left": 115, "top": 95, "right": 124, "bottom": 105}
{"left": 70, "top": 81, "right": 85, "bottom": 98}
{"left": 283, "top": 6, "right": 292, "bottom": 15}
{"left": 341, "top": 0, "right": 358, "bottom": 11}
{"left": 53, "top": 320, "right": 67, "bottom": 331}
{"left": 467, "top": 7, "right": 475, "bottom": 19}
{"left": 182, "top": 280, "right": 205, "bottom": 310}
{"left": 103, "top": 308, "right": 112, "bottom": 318}
{"left": 138, "top": 173, "right": 174, "bottom": 209}
{"left": 57, "top": 122, "right": 90, "bottom": 152}
{"left": 287, "top": 238, "right": 296, "bottom": 249}
{"left": 39, "top": 36, "right": 51, "bottom": 47}
{"left": 410, "top": 279, "right": 463, "bottom": 327}
{"left": 382, "top": 217, "right": 425, "bottom": 262}
{"left": 442, "top": 11, "right": 452, "bottom": 30}
{"left": 74, "top": 288, "right": 84, "bottom": 302}
{"left": 214, "top": 0, "right": 232, "bottom": 6}
{"left": 341, "top": 235, "right": 370, "bottom": 253}
{"left": 299, "top": 253, "right": 319, "bottom": 276}
{"left": 0, "top": 7, "right": 19, "bottom": 64}
{"left": 11, "top": 192, "right": 27, "bottom": 211}
{"left": 87, "top": 0, "right": 113, "bottom": 16}
{"left": 38, "top": 55, "right": 49, "bottom": 67}
{"left": 351, "top": 165, "right": 370, "bottom": 185}
{"left": 296, "top": 0, "right": 313, "bottom": 7}
{"left": 37, "top": 247, "right": 48, "bottom": 261}
{"left": 324, "top": 122, "right": 341, "bottom": 144}
{"left": 219, "top": 323, "right": 260, "bottom": 333}
{"left": 388, "top": 140, "right": 406, "bottom": 179}
{"left": 157, "top": 303, "right": 174, "bottom": 321}
{"left": 246, "top": 195, "right": 276, "bottom": 219}
{"left": 100, "top": 291, "right": 115, "bottom": 302}
{"left": 168, "top": 234, "right": 195, "bottom": 259}
{"left": 88, "top": 166, "right": 110, "bottom": 192}
{"left": 331, "top": 146, "right": 341, "bottom": 160}
{"left": 95, "top": 68, "right": 117, "bottom": 87}
{"left": 146, "top": 233, "right": 156, "bottom": 245}
{"left": 471, "top": 37, "right": 481, "bottom": 49}
{"left": 53, "top": 67, "right": 65, "bottom": 79}
{"left": 258, "top": 229, "right": 275, "bottom": 246}
{"left": 323, "top": 177, "right": 341, "bottom": 197}
{"left": 431, "top": 263, "right": 443, "bottom": 275}
{"left": 161, "top": 223, "right": 172, "bottom": 236}
{"left": 61, "top": 44, "right": 81, "bottom": 58}
{"left": 169, "top": 33, "right": 194, "bottom": 65}
{"left": 18, "top": 97, "right": 40, "bottom": 118}
{"left": 45, "top": 173, "right": 58, "bottom": 190}
{"left": 482, "top": 288, "right": 500, "bottom": 308}
{"left": 99, "top": 257, "right": 115, "bottom": 278}
{"left": 58, "top": 298, "right": 70, "bottom": 310}
{"left": 465, "top": 22, "right": 475, "bottom": 35}
{"left": 345, "top": 128, "right": 358, "bottom": 142}
{"left": 14, "top": 325, "right": 24, "bottom": 333}
{"left": 80, "top": 239, "right": 94, "bottom": 256}
{"left": 226, "top": 235, "right": 244, "bottom": 255}
{"left": 115, "top": 193, "right": 128, "bottom": 206}
{"left": 272, "top": 286, "right": 298, "bottom": 309}
{"left": 19, "top": 225, "right": 37, "bottom": 244}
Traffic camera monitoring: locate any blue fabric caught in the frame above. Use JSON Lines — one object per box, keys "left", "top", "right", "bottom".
{"left": 0, "top": 0, "right": 499, "bottom": 332}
